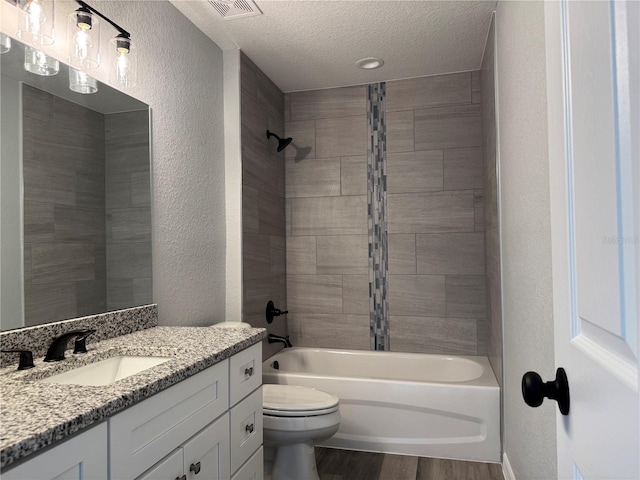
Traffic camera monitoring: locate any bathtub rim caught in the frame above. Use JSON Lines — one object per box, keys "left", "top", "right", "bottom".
{"left": 263, "top": 347, "right": 500, "bottom": 388}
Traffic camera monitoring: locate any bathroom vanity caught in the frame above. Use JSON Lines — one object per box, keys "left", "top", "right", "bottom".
{"left": 0, "top": 324, "right": 265, "bottom": 480}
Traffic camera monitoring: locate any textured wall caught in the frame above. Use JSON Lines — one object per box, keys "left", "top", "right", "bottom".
{"left": 481, "top": 15, "right": 503, "bottom": 387}
{"left": 1, "top": 1, "right": 227, "bottom": 326}
{"left": 22, "top": 85, "right": 106, "bottom": 326}
{"left": 495, "top": 1, "right": 557, "bottom": 478}
{"left": 284, "top": 72, "right": 488, "bottom": 355}
{"left": 240, "top": 53, "right": 288, "bottom": 359}
{"left": 105, "top": 110, "right": 152, "bottom": 311}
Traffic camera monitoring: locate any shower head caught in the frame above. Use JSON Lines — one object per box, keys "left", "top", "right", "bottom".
{"left": 266, "top": 130, "right": 293, "bottom": 153}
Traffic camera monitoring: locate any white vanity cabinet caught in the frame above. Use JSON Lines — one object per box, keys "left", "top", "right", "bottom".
{"left": 1, "top": 423, "right": 108, "bottom": 480}
{"left": 1, "top": 342, "right": 264, "bottom": 480}
{"left": 127, "top": 342, "right": 264, "bottom": 480}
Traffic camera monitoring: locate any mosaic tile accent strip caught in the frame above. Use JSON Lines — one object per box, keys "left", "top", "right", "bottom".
{"left": 0, "top": 305, "right": 158, "bottom": 368}
{"left": 367, "top": 82, "right": 390, "bottom": 351}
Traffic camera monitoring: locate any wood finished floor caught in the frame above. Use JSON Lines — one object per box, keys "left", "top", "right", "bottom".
{"left": 315, "top": 448, "right": 503, "bottom": 480}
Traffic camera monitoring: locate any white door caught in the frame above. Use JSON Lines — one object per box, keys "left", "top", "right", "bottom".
{"left": 545, "top": 1, "right": 639, "bottom": 479}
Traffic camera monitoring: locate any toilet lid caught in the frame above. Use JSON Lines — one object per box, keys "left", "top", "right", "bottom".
{"left": 263, "top": 385, "right": 339, "bottom": 417}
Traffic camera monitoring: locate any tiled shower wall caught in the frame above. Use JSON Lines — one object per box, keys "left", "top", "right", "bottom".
{"left": 285, "top": 72, "right": 490, "bottom": 355}
{"left": 23, "top": 85, "right": 106, "bottom": 326}
{"left": 240, "top": 53, "right": 288, "bottom": 359}
{"left": 481, "top": 16, "right": 503, "bottom": 384}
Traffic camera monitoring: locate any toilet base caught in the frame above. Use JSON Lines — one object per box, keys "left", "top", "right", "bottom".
{"left": 270, "top": 441, "right": 319, "bottom": 480}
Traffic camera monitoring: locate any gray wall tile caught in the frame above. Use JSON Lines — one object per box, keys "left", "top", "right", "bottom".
{"left": 341, "top": 156, "right": 367, "bottom": 196}
{"left": 30, "top": 243, "right": 96, "bottom": 284}
{"left": 416, "top": 233, "right": 485, "bottom": 275}
{"left": 387, "top": 111, "right": 414, "bottom": 153}
{"left": 243, "top": 185, "right": 260, "bottom": 234}
{"left": 443, "top": 147, "right": 483, "bottom": 191}
{"left": 387, "top": 150, "right": 444, "bottom": 194}
{"left": 343, "top": 275, "right": 369, "bottom": 314}
{"left": 259, "top": 190, "right": 286, "bottom": 236}
{"left": 284, "top": 120, "right": 315, "bottom": 161}
{"left": 289, "top": 85, "right": 366, "bottom": 121}
{"left": 445, "top": 275, "right": 487, "bottom": 318}
{"left": 388, "top": 191, "right": 475, "bottom": 234}
{"left": 291, "top": 196, "right": 367, "bottom": 236}
{"left": 287, "top": 275, "right": 343, "bottom": 313}
{"left": 390, "top": 316, "right": 478, "bottom": 354}
{"left": 388, "top": 274, "right": 445, "bottom": 317}
{"left": 286, "top": 157, "right": 341, "bottom": 198}
{"left": 386, "top": 73, "right": 472, "bottom": 112}
{"left": 317, "top": 235, "right": 368, "bottom": 275}
{"left": 286, "top": 236, "right": 317, "bottom": 275}
{"left": 415, "top": 104, "right": 482, "bottom": 151}
{"left": 388, "top": 234, "right": 416, "bottom": 274}
{"left": 316, "top": 115, "right": 367, "bottom": 158}
{"left": 474, "top": 190, "right": 485, "bottom": 232}
{"left": 289, "top": 313, "right": 370, "bottom": 349}
{"left": 472, "top": 70, "right": 481, "bottom": 104}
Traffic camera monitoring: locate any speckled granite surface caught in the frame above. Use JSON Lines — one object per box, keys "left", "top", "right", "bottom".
{"left": 0, "top": 305, "right": 158, "bottom": 368}
{"left": 0, "top": 326, "right": 266, "bottom": 468}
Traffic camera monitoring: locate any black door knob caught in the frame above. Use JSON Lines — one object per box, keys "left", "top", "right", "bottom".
{"left": 522, "top": 367, "right": 570, "bottom": 415}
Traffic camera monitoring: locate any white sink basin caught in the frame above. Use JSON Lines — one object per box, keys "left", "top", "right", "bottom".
{"left": 41, "top": 356, "right": 171, "bottom": 386}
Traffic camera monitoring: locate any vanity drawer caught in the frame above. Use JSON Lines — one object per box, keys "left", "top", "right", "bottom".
{"left": 230, "top": 386, "right": 263, "bottom": 473}
{"left": 110, "top": 360, "right": 229, "bottom": 480}
{"left": 232, "top": 447, "right": 264, "bottom": 480}
{"left": 229, "top": 343, "right": 262, "bottom": 407}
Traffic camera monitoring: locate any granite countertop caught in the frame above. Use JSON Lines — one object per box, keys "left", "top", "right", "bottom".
{"left": 0, "top": 326, "right": 266, "bottom": 469}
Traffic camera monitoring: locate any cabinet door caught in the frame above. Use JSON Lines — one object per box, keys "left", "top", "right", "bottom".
{"left": 182, "top": 413, "right": 230, "bottom": 480}
{"left": 136, "top": 449, "right": 184, "bottom": 480}
{"left": 110, "top": 361, "right": 229, "bottom": 480}
{"left": 231, "top": 447, "right": 263, "bottom": 480}
{"left": 1, "top": 423, "right": 107, "bottom": 480}
{"left": 229, "top": 343, "right": 262, "bottom": 407}
{"left": 230, "top": 387, "right": 263, "bottom": 473}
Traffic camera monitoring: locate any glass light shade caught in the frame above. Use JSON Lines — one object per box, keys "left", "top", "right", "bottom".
{"left": 67, "top": 10, "right": 100, "bottom": 69}
{"left": 0, "top": 33, "right": 11, "bottom": 54}
{"left": 109, "top": 36, "right": 136, "bottom": 89}
{"left": 69, "top": 67, "right": 98, "bottom": 94}
{"left": 24, "top": 46, "right": 59, "bottom": 76}
{"left": 16, "top": 0, "right": 55, "bottom": 46}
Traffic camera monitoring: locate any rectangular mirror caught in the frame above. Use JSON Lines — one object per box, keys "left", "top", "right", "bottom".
{"left": 1, "top": 35, "right": 152, "bottom": 331}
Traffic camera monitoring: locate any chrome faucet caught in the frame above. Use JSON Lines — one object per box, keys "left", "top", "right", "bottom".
{"left": 44, "top": 329, "right": 96, "bottom": 362}
{"left": 268, "top": 333, "right": 292, "bottom": 348}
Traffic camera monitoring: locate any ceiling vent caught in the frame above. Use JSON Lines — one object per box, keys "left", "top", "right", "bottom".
{"left": 207, "top": 0, "right": 263, "bottom": 20}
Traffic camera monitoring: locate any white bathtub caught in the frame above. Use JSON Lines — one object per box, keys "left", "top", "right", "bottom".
{"left": 262, "top": 347, "right": 500, "bottom": 463}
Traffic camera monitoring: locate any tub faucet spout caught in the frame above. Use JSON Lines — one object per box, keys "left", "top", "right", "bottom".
{"left": 268, "top": 333, "right": 292, "bottom": 348}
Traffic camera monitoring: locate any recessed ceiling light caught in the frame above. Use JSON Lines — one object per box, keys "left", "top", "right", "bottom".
{"left": 356, "top": 57, "right": 384, "bottom": 70}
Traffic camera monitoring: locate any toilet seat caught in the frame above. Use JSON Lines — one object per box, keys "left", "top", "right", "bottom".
{"left": 264, "top": 384, "right": 339, "bottom": 417}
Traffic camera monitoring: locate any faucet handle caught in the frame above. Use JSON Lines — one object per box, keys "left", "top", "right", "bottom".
{"left": 2, "top": 349, "right": 35, "bottom": 370}
{"left": 73, "top": 329, "right": 96, "bottom": 354}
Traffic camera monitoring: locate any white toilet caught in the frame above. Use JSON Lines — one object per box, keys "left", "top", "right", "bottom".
{"left": 263, "top": 384, "right": 340, "bottom": 480}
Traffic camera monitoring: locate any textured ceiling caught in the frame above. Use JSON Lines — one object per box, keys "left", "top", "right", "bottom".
{"left": 171, "top": 0, "right": 497, "bottom": 93}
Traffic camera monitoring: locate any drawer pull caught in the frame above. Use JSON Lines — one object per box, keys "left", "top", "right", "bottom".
{"left": 176, "top": 476, "right": 186, "bottom": 480}
{"left": 190, "top": 462, "right": 201, "bottom": 474}
{"left": 245, "top": 423, "right": 255, "bottom": 434}
{"left": 244, "top": 366, "right": 254, "bottom": 376}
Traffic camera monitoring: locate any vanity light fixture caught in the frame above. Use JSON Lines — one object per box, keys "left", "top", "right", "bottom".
{"left": 72, "top": 1, "right": 137, "bottom": 89}
{"left": 0, "top": 33, "right": 11, "bottom": 54}
{"left": 68, "top": 3, "right": 100, "bottom": 69}
{"left": 16, "top": 0, "right": 55, "bottom": 46}
{"left": 24, "top": 45, "right": 59, "bottom": 76}
{"left": 69, "top": 67, "right": 98, "bottom": 94}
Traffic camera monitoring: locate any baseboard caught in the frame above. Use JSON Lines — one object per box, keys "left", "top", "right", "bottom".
{"left": 502, "top": 453, "right": 516, "bottom": 480}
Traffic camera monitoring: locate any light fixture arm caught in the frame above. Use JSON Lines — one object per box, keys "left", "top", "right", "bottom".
{"left": 75, "top": 0, "right": 131, "bottom": 39}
